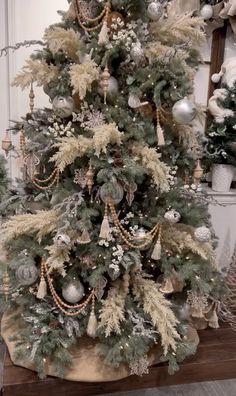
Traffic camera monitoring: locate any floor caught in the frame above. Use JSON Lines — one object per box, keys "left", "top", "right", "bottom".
{"left": 0, "top": 339, "right": 236, "bottom": 395}
{"left": 103, "top": 380, "right": 236, "bottom": 396}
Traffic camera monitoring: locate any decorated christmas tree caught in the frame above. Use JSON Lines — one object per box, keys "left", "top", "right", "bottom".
{"left": 0, "top": 0, "right": 226, "bottom": 381}
{"left": 205, "top": 81, "right": 236, "bottom": 168}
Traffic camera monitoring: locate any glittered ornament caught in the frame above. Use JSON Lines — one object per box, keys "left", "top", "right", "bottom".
{"left": 172, "top": 98, "right": 197, "bottom": 124}
{"left": 200, "top": 4, "right": 213, "bottom": 20}
{"left": 164, "top": 209, "right": 181, "bottom": 224}
{"left": 98, "top": 75, "right": 119, "bottom": 104}
{"left": 54, "top": 233, "right": 71, "bottom": 248}
{"left": 62, "top": 279, "right": 85, "bottom": 303}
{"left": 52, "top": 96, "right": 74, "bottom": 118}
{"left": 128, "top": 93, "right": 149, "bottom": 109}
{"left": 130, "top": 42, "right": 145, "bottom": 64}
{"left": 194, "top": 226, "right": 211, "bottom": 242}
{"left": 100, "top": 181, "right": 124, "bottom": 204}
{"left": 147, "top": 2, "right": 162, "bottom": 21}
{"left": 16, "top": 264, "right": 39, "bottom": 286}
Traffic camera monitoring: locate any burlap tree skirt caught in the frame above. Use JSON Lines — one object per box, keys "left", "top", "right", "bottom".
{"left": 1, "top": 310, "right": 200, "bottom": 382}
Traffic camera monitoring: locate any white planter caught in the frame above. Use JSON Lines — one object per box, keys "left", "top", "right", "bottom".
{"left": 212, "top": 164, "right": 235, "bottom": 192}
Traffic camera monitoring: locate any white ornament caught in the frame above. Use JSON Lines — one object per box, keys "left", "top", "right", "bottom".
{"left": 164, "top": 209, "right": 181, "bottom": 224}
{"left": 128, "top": 93, "right": 149, "bottom": 109}
{"left": 147, "top": 2, "right": 162, "bottom": 21}
{"left": 211, "top": 57, "right": 236, "bottom": 88}
{"left": 16, "top": 264, "right": 39, "bottom": 286}
{"left": 62, "top": 280, "right": 85, "bottom": 303}
{"left": 98, "top": 76, "right": 119, "bottom": 102}
{"left": 54, "top": 233, "right": 71, "bottom": 248}
{"left": 52, "top": 96, "right": 74, "bottom": 118}
{"left": 194, "top": 226, "right": 211, "bottom": 242}
{"left": 200, "top": 4, "right": 213, "bottom": 20}
{"left": 130, "top": 42, "right": 145, "bottom": 64}
{"left": 172, "top": 98, "right": 197, "bottom": 124}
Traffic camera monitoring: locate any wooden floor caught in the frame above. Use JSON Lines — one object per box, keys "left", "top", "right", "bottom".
{"left": 1, "top": 324, "right": 236, "bottom": 396}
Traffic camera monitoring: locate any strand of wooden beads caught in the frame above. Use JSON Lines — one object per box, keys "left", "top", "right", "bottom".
{"left": 108, "top": 200, "right": 159, "bottom": 246}
{"left": 108, "top": 204, "right": 159, "bottom": 249}
{"left": 32, "top": 168, "right": 60, "bottom": 190}
{"left": 29, "top": 83, "right": 35, "bottom": 113}
{"left": 43, "top": 261, "right": 94, "bottom": 316}
{"left": 74, "top": 0, "right": 110, "bottom": 32}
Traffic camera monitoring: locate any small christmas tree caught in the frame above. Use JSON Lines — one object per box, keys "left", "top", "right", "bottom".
{"left": 205, "top": 82, "right": 236, "bottom": 168}
{"left": 0, "top": 0, "right": 226, "bottom": 381}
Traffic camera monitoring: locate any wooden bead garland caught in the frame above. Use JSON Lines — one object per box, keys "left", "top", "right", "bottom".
{"left": 73, "top": 0, "right": 111, "bottom": 33}
{"left": 32, "top": 168, "right": 60, "bottom": 190}
{"left": 38, "top": 261, "right": 95, "bottom": 317}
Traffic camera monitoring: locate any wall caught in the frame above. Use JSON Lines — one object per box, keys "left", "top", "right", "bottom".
{"left": 0, "top": 0, "right": 68, "bottom": 178}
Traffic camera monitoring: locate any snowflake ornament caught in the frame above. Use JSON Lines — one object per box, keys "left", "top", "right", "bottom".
{"left": 129, "top": 355, "right": 149, "bottom": 376}
{"left": 72, "top": 102, "right": 105, "bottom": 131}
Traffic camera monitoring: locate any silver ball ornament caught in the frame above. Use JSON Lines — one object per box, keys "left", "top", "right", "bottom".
{"left": 52, "top": 96, "right": 74, "bottom": 118}
{"left": 62, "top": 280, "right": 85, "bottom": 303}
{"left": 100, "top": 181, "right": 124, "bottom": 204}
{"left": 178, "top": 303, "right": 191, "bottom": 321}
{"left": 194, "top": 226, "right": 211, "bottom": 242}
{"left": 172, "top": 98, "right": 197, "bottom": 124}
{"left": 164, "top": 209, "right": 181, "bottom": 224}
{"left": 16, "top": 264, "right": 39, "bottom": 286}
{"left": 130, "top": 42, "right": 144, "bottom": 64}
{"left": 98, "top": 77, "right": 119, "bottom": 102}
{"left": 147, "top": 2, "right": 162, "bottom": 21}
{"left": 54, "top": 233, "right": 71, "bottom": 248}
{"left": 200, "top": 5, "right": 213, "bottom": 20}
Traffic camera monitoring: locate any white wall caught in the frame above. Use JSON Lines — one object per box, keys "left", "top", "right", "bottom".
{"left": 0, "top": 0, "right": 68, "bottom": 178}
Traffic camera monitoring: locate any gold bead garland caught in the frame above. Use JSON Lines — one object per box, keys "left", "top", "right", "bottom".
{"left": 107, "top": 199, "right": 160, "bottom": 249}
{"left": 32, "top": 168, "right": 60, "bottom": 190}
{"left": 2, "top": 271, "right": 10, "bottom": 301}
{"left": 74, "top": 0, "right": 111, "bottom": 32}
{"left": 39, "top": 261, "right": 94, "bottom": 317}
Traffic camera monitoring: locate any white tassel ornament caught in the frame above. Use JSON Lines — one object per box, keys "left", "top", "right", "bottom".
{"left": 151, "top": 238, "right": 162, "bottom": 261}
{"left": 37, "top": 276, "right": 47, "bottom": 299}
{"left": 87, "top": 296, "right": 98, "bottom": 338}
{"left": 98, "top": 20, "right": 109, "bottom": 46}
{"left": 99, "top": 203, "right": 110, "bottom": 239}
{"left": 156, "top": 109, "right": 165, "bottom": 146}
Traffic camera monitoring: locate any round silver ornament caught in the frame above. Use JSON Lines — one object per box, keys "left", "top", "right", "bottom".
{"left": 54, "top": 234, "right": 71, "bottom": 248}
{"left": 177, "top": 302, "right": 191, "bottom": 321}
{"left": 164, "top": 209, "right": 181, "bottom": 224}
{"left": 147, "top": 2, "right": 162, "bottom": 21}
{"left": 62, "top": 280, "right": 85, "bottom": 303}
{"left": 16, "top": 264, "right": 39, "bottom": 286}
{"left": 100, "top": 181, "right": 124, "bottom": 204}
{"left": 200, "top": 4, "right": 213, "bottom": 20}
{"left": 172, "top": 98, "right": 197, "bottom": 124}
{"left": 194, "top": 226, "right": 211, "bottom": 242}
{"left": 130, "top": 42, "right": 144, "bottom": 64}
{"left": 52, "top": 96, "right": 74, "bottom": 118}
{"left": 98, "top": 76, "right": 119, "bottom": 102}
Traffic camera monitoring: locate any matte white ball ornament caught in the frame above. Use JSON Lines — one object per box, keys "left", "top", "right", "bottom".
{"left": 172, "top": 97, "right": 197, "bottom": 124}
{"left": 147, "top": 2, "right": 162, "bottom": 21}
{"left": 98, "top": 76, "right": 119, "bottom": 102}
{"left": 52, "top": 96, "right": 74, "bottom": 118}
{"left": 194, "top": 226, "right": 211, "bottom": 242}
{"left": 200, "top": 4, "right": 213, "bottom": 20}
{"left": 62, "top": 280, "right": 85, "bottom": 303}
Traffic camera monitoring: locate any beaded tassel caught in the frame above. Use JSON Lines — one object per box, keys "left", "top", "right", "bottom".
{"left": 87, "top": 295, "right": 98, "bottom": 338}
{"left": 37, "top": 262, "right": 47, "bottom": 299}
{"left": 99, "top": 203, "right": 110, "bottom": 239}
{"left": 151, "top": 226, "right": 162, "bottom": 261}
{"left": 156, "top": 109, "right": 165, "bottom": 146}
